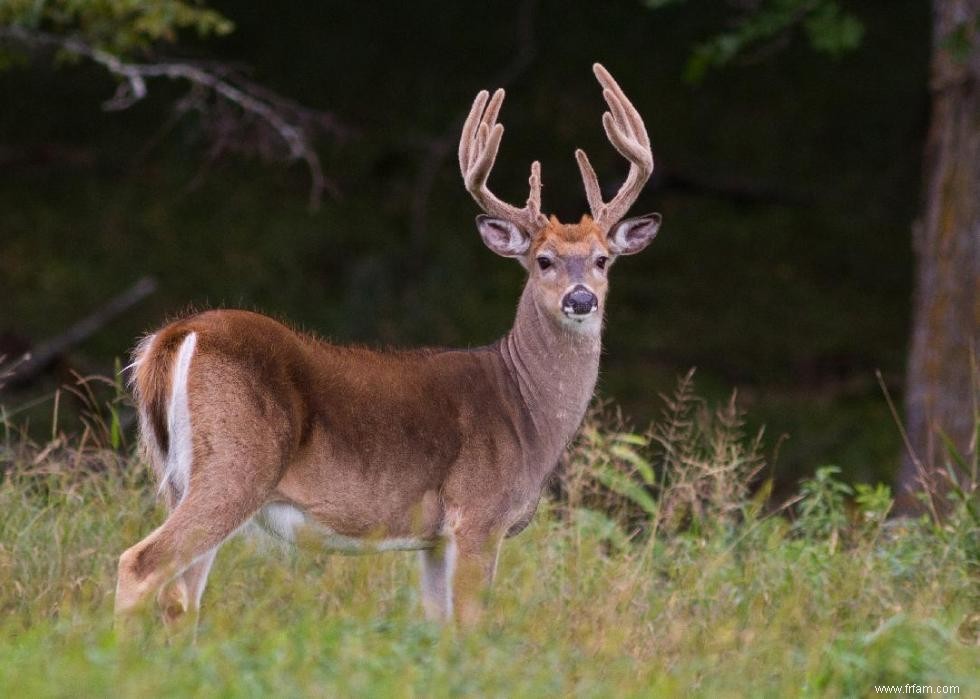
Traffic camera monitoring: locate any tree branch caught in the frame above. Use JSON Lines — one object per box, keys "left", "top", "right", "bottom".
{"left": 0, "top": 26, "right": 343, "bottom": 209}
{"left": 4, "top": 276, "right": 158, "bottom": 390}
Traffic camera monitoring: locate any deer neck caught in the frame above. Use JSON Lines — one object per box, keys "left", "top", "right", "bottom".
{"left": 499, "top": 283, "right": 602, "bottom": 455}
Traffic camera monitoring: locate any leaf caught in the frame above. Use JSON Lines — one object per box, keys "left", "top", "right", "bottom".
{"left": 669, "top": 0, "right": 864, "bottom": 83}
{"left": 804, "top": 2, "right": 864, "bottom": 57}
{"left": 595, "top": 464, "right": 659, "bottom": 516}
{"left": 1, "top": 0, "right": 236, "bottom": 57}
{"left": 610, "top": 443, "right": 655, "bottom": 485}
{"left": 747, "top": 478, "right": 774, "bottom": 520}
{"left": 612, "top": 432, "right": 648, "bottom": 447}
{"left": 109, "top": 408, "right": 121, "bottom": 451}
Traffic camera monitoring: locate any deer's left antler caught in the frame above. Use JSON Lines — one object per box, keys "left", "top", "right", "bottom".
{"left": 575, "top": 63, "right": 654, "bottom": 232}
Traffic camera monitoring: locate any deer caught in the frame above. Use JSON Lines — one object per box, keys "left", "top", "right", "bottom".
{"left": 116, "top": 63, "right": 661, "bottom": 629}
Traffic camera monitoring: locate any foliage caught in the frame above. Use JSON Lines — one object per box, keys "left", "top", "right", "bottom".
{"left": 5, "top": 379, "right": 973, "bottom": 696}
{"left": 566, "top": 371, "right": 765, "bottom": 538}
{"left": 0, "top": 1, "right": 336, "bottom": 208}
{"left": 0, "top": 0, "right": 233, "bottom": 55}
{"left": 646, "top": 0, "right": 864, "bottom": 82}
{"left": 795, "top": 465, "right": 852, "bottom": 541}
{"left": 0, "top": 0, "right": 927, "bottom": 483}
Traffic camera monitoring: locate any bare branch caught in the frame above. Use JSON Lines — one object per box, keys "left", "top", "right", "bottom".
{"left": 0, "top": 26, "right": 343, "bottom": 209}
{"left": 3, "top": 276, "right": 158, "bottom": 390}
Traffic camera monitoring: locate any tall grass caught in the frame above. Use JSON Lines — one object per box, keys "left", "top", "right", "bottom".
{"left": 0, "top": 373, "right": 976, "bottom": 697}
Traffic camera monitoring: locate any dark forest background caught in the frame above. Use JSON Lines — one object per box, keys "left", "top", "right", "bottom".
{"left": 0, "top": 0, "right": 937, "bottom": 489}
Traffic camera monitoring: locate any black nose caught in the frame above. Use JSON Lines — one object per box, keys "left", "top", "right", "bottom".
{"left": 562, "top": 285, "right": 598, "bottom": 316}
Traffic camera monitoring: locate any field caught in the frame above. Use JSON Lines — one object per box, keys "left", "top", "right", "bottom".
{"left": 0, "top": 381, "right": 976, "bottom": 698}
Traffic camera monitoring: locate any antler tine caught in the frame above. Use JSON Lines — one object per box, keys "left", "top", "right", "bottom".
{"left": 527, "top": 160, "right": 543, "bottom": 213}
{"left": 459, "top": 89, "right": 489, "bottom": 175}
{"left": 459, "top": 87, "right": 548, "bottom": 232}
{"left": 575, "top": 148, "right": 603, "bottom": 216}
{"left": 577, "top": 63, "right": 654, "bottom": 232}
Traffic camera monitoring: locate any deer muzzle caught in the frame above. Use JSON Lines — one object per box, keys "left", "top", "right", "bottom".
{"left": 562, "top": 285, "right": 599, "bottom": 319}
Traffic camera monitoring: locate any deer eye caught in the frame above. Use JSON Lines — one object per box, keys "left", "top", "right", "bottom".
{"left": 596, "top": 256, "right": 609, "bottom": 270}
{"left": 537, "top": 256, "right": 553, "bottom": 271}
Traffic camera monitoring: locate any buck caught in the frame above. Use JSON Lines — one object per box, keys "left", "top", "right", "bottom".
{"left": 117, "top": 63, "right": 661, "bottom": 627}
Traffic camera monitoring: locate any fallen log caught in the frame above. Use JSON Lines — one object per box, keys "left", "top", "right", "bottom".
{"left": 3, "top": 276, "right": 157, "bottom": 390}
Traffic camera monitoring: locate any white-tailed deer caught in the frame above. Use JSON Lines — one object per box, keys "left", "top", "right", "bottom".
{"left": 117, "top": 63, "right": 661, "bottom": 627}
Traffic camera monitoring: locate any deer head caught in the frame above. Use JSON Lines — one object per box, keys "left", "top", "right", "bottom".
{"left": 459, "top": 63, "right": 661, "bottom": 333}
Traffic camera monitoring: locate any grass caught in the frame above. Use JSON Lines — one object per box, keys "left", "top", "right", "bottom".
{"left": 0, "top": 377, "right": 976, "bottom": 697}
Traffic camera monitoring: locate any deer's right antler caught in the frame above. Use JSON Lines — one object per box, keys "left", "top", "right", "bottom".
{"left": 459, "top": 88, "right": 549, "bottom": 233}
{"left": 575, "top": 64, "right": 654, "bottom": 232}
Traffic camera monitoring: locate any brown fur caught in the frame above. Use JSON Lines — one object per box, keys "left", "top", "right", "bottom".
{"left": 137, "top": 308, "right": 550, "bottom": 539}
{"left": 116, "top": 270, "right": 605, "bottom": 626}
{"left": 132, "top": 332, "right": 179, "bottom": 455}
{"left": 116, "top": 64, "right": 660, "bottom": 629}
{"left": 532, "top": 215, "right": 604, "bottom": 248}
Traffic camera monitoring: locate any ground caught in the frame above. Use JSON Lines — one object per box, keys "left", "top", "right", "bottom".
{"left": 0, "top": 406, "right": 975, "bottom": 697}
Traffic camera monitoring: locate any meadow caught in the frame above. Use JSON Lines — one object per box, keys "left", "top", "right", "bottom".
{"left": 0, "top": 376, "right": 976, "bottom": 697}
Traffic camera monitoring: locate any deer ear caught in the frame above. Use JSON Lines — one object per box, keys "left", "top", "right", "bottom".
{"left": 608, "top": 213, "right": 662, "bottom": 256}
{"left": 476, "top": 215, "right": 531, "bottom": 258}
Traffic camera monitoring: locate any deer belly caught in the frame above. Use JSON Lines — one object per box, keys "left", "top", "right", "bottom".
{"left": 252, "top": 502, "right": 435, "bottom": 553}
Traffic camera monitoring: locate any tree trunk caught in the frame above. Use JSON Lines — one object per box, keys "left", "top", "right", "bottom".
{"left": 897, "top": 0, "right": 979, "bottom": 513}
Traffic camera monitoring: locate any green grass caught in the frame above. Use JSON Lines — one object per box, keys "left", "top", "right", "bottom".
{"left": 0, "top": 389, "right": 976, "bottom": 697}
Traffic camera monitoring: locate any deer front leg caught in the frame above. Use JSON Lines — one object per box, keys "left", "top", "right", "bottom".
{"left": 419, "top": 537, "right": 456, "bottom": 621}
{"left": 451, "top": 531, "right": 503, "bottom": 627}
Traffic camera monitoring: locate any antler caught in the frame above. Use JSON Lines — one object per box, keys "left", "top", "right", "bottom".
{"left": 574, "top": 64, "right": 654, "bottom": 232}
{"left": 459, "top": 88, "right": 548, "bottom": 232}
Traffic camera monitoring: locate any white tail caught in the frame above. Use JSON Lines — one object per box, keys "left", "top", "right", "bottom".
{"left": 161, "top": 332, "right": 196, "bottom": 502}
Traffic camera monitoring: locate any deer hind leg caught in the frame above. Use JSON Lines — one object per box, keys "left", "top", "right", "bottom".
{"left": 117, "top": 363, "right": 286, "bottom": 624}
{"left": 114, "top": 469, "right": 271, "bottom": 621}
{"left": 116, "top": 422, "right": 282, "bottom": 619}
{"left": 157, "top": 548, "right": 218, "bottom": 628}
{"left": 151, "top": 484, "right": 218, "bottom": 629}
